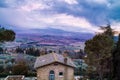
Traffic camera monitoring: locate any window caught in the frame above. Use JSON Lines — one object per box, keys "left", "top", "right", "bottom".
{"left": 49, "top": 70, "right": 55, "bottom": 80}
{"left": 50, "top": 70, "right": 54, "bottom": 74}
{"left": 59, "top": 72, "right": 63, "bottom": 76}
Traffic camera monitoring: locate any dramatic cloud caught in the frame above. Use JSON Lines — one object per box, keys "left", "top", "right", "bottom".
{"left": 0, "top": 0, "right": 120, "bottom": 33}
{"left": 64, "top": 0, "right": 78, "bottom": 4}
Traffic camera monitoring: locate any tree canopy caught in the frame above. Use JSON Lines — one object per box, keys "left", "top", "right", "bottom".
{"left": 85, "top": 25, "right": 114, "bottom": 79}
{"left": 12, "top": 60, "right": 28, "bottom": 75}
{"left": 113, "top": 34, "right": 120, "bottom": 80}
{"left": 0, "top": 26, "right": 15, "bottom": 42}
{"left": 100, "top": 24, "right": 114, "bottom": 39}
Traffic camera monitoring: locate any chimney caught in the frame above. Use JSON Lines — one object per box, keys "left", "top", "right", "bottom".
{"left": 63, "top": 52, "right": 68, "bottom": 80}
{"left": 64, "top": 58, "right": 67, "bottom": 64}
{"left": 63, "top": 50, "right": 68, "bottom": 57}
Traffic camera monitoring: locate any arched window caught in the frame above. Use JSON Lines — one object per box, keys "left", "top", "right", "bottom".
{"left": 49, "top": 70, "right": 55, "bottom": 80}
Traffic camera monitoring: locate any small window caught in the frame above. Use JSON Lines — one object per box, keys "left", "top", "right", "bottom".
{"left": 49, "top": 70, "right": 55, "bottom": 80}
{"left": 59, "top": 72, "right": 63, "bottom": 76}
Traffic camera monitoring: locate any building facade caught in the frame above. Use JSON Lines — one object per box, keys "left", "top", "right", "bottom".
{"left": 34, "top": 53, "right": 75, "bottom": 80}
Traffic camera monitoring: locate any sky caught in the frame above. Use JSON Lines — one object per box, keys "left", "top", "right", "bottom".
{"left": 0, "top": 0, "right": 120, "bottom": 34}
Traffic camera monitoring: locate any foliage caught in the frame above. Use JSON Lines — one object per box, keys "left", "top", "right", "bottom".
{"left": 16, "top": 47, "right": 24, "bottom": 53}
{"left": 0, "top": 73, "right": 10, "bottom": 78}
{"left": 15, "top": 47, "right": 40, "bottom": 56}
{"left": 26, "top": 47, "right": 40, "bottom": 56}
{"left": 26, "top": 72, "right": 37, "bottom": 77}
{"left": 0, "top": 66, "right": 4, "bottom": 73}
{"left": 100, "top": 24, "right": 114, "bottom": 39}
{"left": 113, "top": 34, "right": 120, "bottom": 80}
{"left": 0, "top": 26, "right": 15, "bottom": 42}
{"left": 85, "top": 34, "right": 114, "bottom": 67}
{"left": 85, "top": 25, "right": 114, "bottom": 79}
{"left": 0, "top": 47, "right": 3, "bottom": 53}
{"left": 85, "top": 34, "right": 114, "bottom": 60}
{"left": 12, "top": 60, "right": 28, "bottom": 75}
{"left": 73, "top": 49, "right": 85, "bottom": 59}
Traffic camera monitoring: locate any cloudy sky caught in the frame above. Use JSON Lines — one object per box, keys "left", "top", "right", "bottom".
{"left": 0, "top": 0, "right": 120, "bottom": 34}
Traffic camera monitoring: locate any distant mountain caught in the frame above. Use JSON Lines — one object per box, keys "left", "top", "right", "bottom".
{"left": 32, "top": 28, "right": 93, "bottom": 38}
{"left": 16, "top": 28, "right": 94, "bottom": 45}
{"left": 17, "top": 28, "right": 94, "bottom": 39}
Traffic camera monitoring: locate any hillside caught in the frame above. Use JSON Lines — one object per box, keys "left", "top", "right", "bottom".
{"left": 16, "top": 28, "right": 94, "bottom": 45}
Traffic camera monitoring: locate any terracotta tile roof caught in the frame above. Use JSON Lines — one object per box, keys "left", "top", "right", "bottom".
{"left": 34, "top": 53, "right": 75, "bottom": 69}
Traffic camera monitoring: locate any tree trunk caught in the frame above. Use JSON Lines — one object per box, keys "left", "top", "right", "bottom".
{"left": 99, "top": 71, "right": 103, "bottom": 80}
{"left": 97, "top": 61, "right": 103, "bottom": 80}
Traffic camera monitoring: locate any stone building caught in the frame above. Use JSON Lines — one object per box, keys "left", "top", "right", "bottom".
{"left": 34, "top": 53, "right": 75, "bottom": 80}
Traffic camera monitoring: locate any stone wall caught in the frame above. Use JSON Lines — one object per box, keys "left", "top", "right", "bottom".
{"left": 37, "top": 63, "right": 74, "bottom": 80}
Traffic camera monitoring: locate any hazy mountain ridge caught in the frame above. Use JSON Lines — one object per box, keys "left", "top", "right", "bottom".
{"left": 16, "top": 28, "right": 94, "bottom": 45}
{"left": 17, "top": 28, "right": 94, "bottom": 39}
{"left": 13, "top": 28, "right": 119, "bottom": 45}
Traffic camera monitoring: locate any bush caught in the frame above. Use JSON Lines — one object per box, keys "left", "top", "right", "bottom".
{"left": 12, "top": 61, "right": 28, "bottom": 75}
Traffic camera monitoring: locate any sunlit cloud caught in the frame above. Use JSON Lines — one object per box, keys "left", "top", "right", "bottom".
{"left": 110, "top": 21, "right": 120, "bottom": 35}
{"left": 64, "top": 0, "right": 78, "bottom": 4}
{"left": 0, "top": 0, "right": 120, "bottom": 34}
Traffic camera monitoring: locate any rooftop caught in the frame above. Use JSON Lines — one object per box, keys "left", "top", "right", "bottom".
{"left": 5, "top": 75, "right": 24, "bottom": 80}
{"left": 34, "top": 53, "right": 75, "bottom": 69}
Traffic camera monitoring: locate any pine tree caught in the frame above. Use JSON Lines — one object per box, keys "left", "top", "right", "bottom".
{"left": 85, "top": 25, "right": 114, "bottom": 80}
{"left": 113, "top": 34, "right": 120, "bottom": 80}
